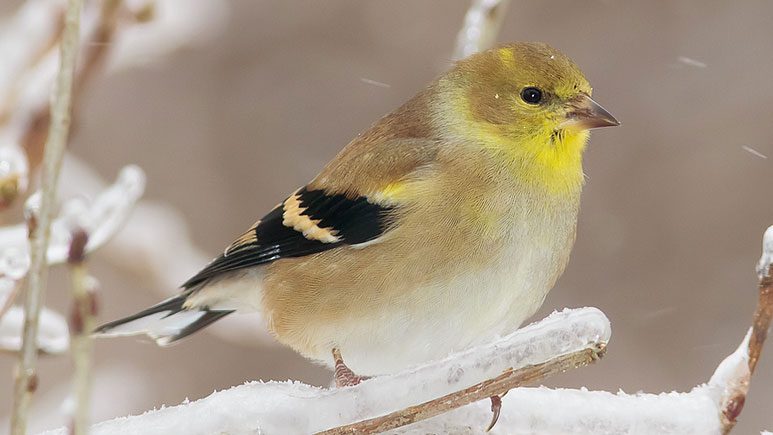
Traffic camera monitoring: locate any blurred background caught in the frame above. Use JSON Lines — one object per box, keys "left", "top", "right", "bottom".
{"left": 2, "top": 0, "right": 773, "bottom": 433}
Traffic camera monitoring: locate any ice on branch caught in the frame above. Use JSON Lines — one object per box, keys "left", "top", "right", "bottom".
{"left": 757, "top": 225, "right": 773, "bottom": 279}
{"left": 0, "top": 0, "right": 227, "bottom": 210}
{"left": 39, "top": 307, "right": 610, "bottom": 434}
{"left": 57, "top": 156, "right": 276, "bottom": 347}
{"left": 111, "top": 0, "right": 228, "bottom": 71}
{"left": 1, "top": 306, "right": 68, "bottom": 354}
{"left": 453, "top": 0, "right": 511, "bottom": 60}
{"left": 0, "top": 165, "right": 145, "bottom": 280}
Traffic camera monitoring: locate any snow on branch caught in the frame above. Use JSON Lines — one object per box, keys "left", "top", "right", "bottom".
{"left": 1, "top": 306, "right": 68, "bottom": 355}
{"left": 0, "top": 166, "right": 145, "bottom": 279}
{"left": 40, "top": 307, "right": 610, "bottom": 434}
{"left": 0, "top": 165, "right": 145, "bottom": 355}
{"left": 58, "top": 155, "right": 276, "bottom": 347}
{"left": 0, "top": 0, "right": 226, "bottom": 211}
{"left": 453, "top": 0, "right": 511, "bottom": 60}
{"left": 37, "top": 225, "right": 773, "bottom": 434}
{"left": 0, "top": 0, "right": 245, "bottom": 346}
{"left": 11, "top": 0, "right": 84, "bottom": 429}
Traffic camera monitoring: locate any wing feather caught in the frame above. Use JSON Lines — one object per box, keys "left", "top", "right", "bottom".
{"left": 182, "top": 187, "right": 393, "bottom": 289}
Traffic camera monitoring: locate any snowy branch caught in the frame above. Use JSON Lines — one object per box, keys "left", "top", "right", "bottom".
{"left": 59, "top": 156, "right": 276, "bottom": 347}
{"left": 36, "top": 225, "right": 773, "bottom": 434}
{"left": 0, "top": 0, "right": 250, "bottom": 346}
{"left": 0, "top": 165, "right": 145, "bottom": 293}
{"left": 11, "top": 0, "right": 84, "bottom": 431}
{"left": 0, "top": 306, "right": 68, "bottom": 355}
{"left": 39, "top": 307, "right": 610, "bottom": 434}
{"left": 0, "top": 166, "right": 143, "bottom": 354}
{"left": 453, "top": 0, "right": 511, "bottom": 60}
{"left": 0, "top": 0, "right": 226, "bottom": 211}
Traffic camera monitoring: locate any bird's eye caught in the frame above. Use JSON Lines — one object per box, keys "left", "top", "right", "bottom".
{"left": 520, "top": 87, "right": 543, "bottom": 105}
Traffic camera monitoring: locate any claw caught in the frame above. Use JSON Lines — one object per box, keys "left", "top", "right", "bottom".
{"left": 487, "top": 395, "right": 502, "bottom": 432}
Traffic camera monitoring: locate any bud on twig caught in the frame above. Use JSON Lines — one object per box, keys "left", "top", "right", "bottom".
{"left": 67, "top": 229, "right": 88, "bottom": 265}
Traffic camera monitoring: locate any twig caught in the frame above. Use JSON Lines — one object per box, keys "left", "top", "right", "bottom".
{"left": 10, "top": 0, "right": 84, "bottom": 433}
{"left": 0, "top": 0, "right": 124, "bottom": 212}
{"left": 317, "top": 345, "right": 605, "bottom": 434}
{"left": 39, "top": 308, "right": 609, "bottom": 434}
{"left": 453, "top": 0, "right": 511, "bottom": 60}
{"left": 22, "top": 0, "right": 122, "bottom": 177}
{"left": 719, "top": 226, "right": 773, "bottom": 434}
{"left": 67, "top": 228, "right": 98, "bottom": 435}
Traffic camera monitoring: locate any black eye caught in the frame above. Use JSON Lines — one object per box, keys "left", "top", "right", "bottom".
{"left": 520, "top": 87, "right": 543, "bottom": 104}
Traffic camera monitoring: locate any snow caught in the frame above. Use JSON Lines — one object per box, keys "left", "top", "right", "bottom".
{"left": 708, "top": 329, "right": 750, "bottom": 397}
{"left": 109, "top": 0, "right": 228, "bottom": 72}
{"left": 0, "top": 165, "right": 145, "bottom": 279}
{"left": 0, "top": 306, "right": 68, "bottom": 354}
{"left": 402, "top": 386, "right": 721, "bottom": 435}
{"left": 677, "top": 56, "right": 707, "bottom": 68}
{"left": 453, "top": 0, "right": 510, "bottom": 60}
{"left": 0, "top": 166, "right": 143, "bottom": 353}
{"left": 757, "top": 225, "right": 773, "bottom": 279}
{"left": 39, "top": 307, "right": 611, "bottom": 434}
{"left": 37, "top": 302, "right": 765, "bottom": 434}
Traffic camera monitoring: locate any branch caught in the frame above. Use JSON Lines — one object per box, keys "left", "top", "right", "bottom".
{"left": 58, "top": 156, "right": 275, "bottom": 347}
{"left": 67, "top": 228, "right": 98, "bottom": 435}
{"left": 453, "top": 0, "right": 511, "bottom": 60}
{"left": 0, "top": 0, "right": 226, "bottom": 211}
{"left": 11, "top": 0, "right": 84, "bottom": 432}
{"left": 318, "top": 345, "right": 604, "bottom": 434}
{"left": 715, "top": 224, "right": 773, "bottom": 433}
{"left": 0, "top": 165, "right": 143, "bottom": 358}
{"left": 38, "top": 307, "right": 611, "bottom": 434}
{"left": 37, "top": 225, "right": 773, "bottom": 434}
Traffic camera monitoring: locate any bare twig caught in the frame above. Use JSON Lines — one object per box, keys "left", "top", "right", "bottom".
{"left": 317, "top": 344, "right": 605, "bottom": 434}
{"left": 0, "top": 0, "right": 124, "bottom": 213}
{"left": 453, "top": 0, "right": 511, "bottom": 60}
{"left": 10, "top": 0, "right": 84, "bottom": 432}
{"left": 67, "top": 227, "right": 98, "bottom": 435}
{"left": 22, "top": 0, "right": 122, "bottom": 177}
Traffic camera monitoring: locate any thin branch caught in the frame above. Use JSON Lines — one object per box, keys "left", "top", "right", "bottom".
{"left": 38, "top": 308, "right": 611, "bottom": 434}
{"left": 10, "top": 0, "right": 84, "bottom": 432}
{"left": 67, "top": 228, "right": 98, "bottom": 435}
{"left": 318, "top": 345, "right": 605, "bottom": 434}
{"left": 718, "top": 225, "right": 773, "bottom": 434}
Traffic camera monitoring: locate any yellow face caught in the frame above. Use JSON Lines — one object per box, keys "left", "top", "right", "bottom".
{"left": 442, "top": 42, "right": 618, "bottom": 194}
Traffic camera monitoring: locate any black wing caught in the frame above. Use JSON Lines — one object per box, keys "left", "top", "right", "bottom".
{"left": 182, "top": 186, "right": 392, "bottom": 289}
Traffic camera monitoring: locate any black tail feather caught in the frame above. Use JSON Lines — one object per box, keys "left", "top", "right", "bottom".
{"left": 94, "top": 295, "right": 234, "bottom": 345}
{"left": 168, "top": 310, "right": 234, "bottom": 344}
{"left": 94, "top": 296, "right": 186, "bottom": 334}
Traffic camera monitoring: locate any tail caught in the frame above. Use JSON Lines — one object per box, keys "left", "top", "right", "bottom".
{"left": 94, "top": 296, "right": 234, "bottom": 346}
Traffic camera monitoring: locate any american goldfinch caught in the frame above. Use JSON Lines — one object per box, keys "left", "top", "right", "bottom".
{"left": 97, "top": 42, "right": 617, "bottom": 388}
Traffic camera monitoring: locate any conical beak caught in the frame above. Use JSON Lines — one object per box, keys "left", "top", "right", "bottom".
{"left": 560, "top": 94, "right": 620, "bottom": 130}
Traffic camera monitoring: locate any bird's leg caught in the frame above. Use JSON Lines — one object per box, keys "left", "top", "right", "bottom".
{"left": 486, "top": 390, "right": 509, "bottom": 432}
{"left": 332, "top": 348, "right": 368, "bottom": 387}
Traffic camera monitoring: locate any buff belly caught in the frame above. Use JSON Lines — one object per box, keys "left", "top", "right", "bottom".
{"left": 261, "top": 204, "right": 577, "bottom": 376}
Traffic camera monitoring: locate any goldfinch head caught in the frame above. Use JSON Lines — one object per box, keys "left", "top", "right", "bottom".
{"left": 439, "top": 42, "right": 618, "bottom": 150}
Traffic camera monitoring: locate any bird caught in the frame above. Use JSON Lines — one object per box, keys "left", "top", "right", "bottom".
{"left": 96, "top": 42, "right": 618, "bottom": 428}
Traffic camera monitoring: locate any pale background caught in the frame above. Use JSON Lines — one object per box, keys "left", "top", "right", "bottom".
{"left": 2, "top": 1, "right": 773, "bottom": 433}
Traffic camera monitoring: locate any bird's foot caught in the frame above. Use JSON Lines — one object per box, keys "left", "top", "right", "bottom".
{"left": 486, "top": 390, "right": 508, "bottom": 432}
{"left": 332, "top": 348, "right": 369, "bottom": 387}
